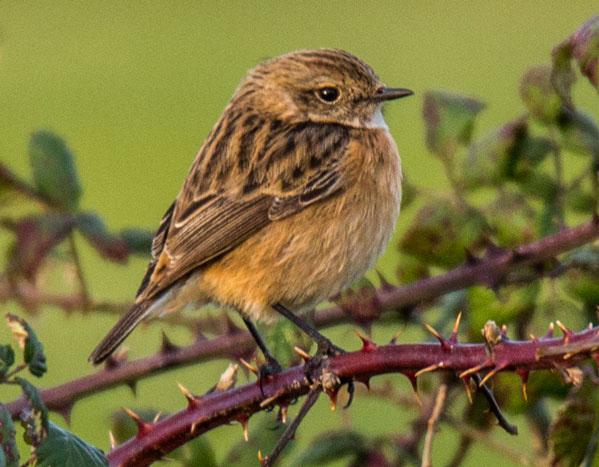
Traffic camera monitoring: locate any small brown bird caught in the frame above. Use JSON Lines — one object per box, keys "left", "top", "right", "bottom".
{"left": 89, "top": 49, "right": 412, "bottom": 366}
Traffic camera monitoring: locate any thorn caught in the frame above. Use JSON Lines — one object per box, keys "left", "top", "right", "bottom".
{"left": 293, "top": 346, "right": 311, "bottom": 361}
{"left": 464, "top": 248, "right": 479, "bottom": 265}
{"left": 153, "top": 412, "right": 163, "bottom": 423}
{"left": 355, "top": 375, "right": 371, "bottom": 390}
{"left": 449, "top": 312, "right": 462, "bottom": 344}
{"left": 236, "top": 414, "right": 250, "bottom": 442}
{"left": 177, "top": 382, "right": 199, "bottom": 408}
{"left": 556, "top": 320, "right": 573, "bottom": 342}
{"left": 109, "top": 431, "right": 117, "bottom": 450}
{"left": 190, "top": 421, "right": 198, "bottom": 434}
{"left": 55, "top": 402, "right": 74, "bottom": 425}
{"left": 544, "top": 322, "right": 555, "bottom": 339}
{"left": 325, "top": 388, "right": 339, "bottom": 411}
{"left": 462, "top": 377, "right": 472, "bottom": 404}
{"left": 260, "top": 393, "right": 280, "bottom": 408}
{"left": 415, "top": 362, "right": 443, "bottom": 377}
{"left": 126, "top": 380, "right": 138, "bottom": 397}
{"left": 279, "top": 404, "right": 288, "bottom": 424}
{"left": 121, "top": 407, "right": 153, "bottom": 437}
{"left": 529, "top": 333, "right": 538, "bottom": 343}
{"left": 353, "top": 328, "right": 377, "bottom": 352}
{"left": 459, "top": 363, "right": 489, "bottom": 379}
{"left": 515, "top": 369, "right": 529, "bottom": 401}
{"left": 239, "top": 358, "right": 259, "bottom": 376}
{"left": 400, "top": 371, "right": 421, "bottom": 407}
{"left": 375, "top": 270, "right": 394, "bottom": 291}
{"left": 215, "top": 363, "right": 239, "bottom": 392}
{"left": 501, "top": 324, "right": 508, "bottom": 336}
{"left": 160, "top": 330, "right": 179, "bottom": 354}
{"left": 389, "top": 328, "right": 404, "bottom": 345}
{"left": 424, "top": 323, "right": 450, "bottom": 351}
{"left": 258, "top": 450, "right": 267, "bottom": 466}
{"left": 478, "top": 363, "right": 508, "bottom": 387}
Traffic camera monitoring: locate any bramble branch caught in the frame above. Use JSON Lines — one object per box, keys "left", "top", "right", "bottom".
{"left": 5, "top": 217, "right": 599, "bottom": 419}
{"left": 106, "top": 322, "right": 599, "bottom": 466}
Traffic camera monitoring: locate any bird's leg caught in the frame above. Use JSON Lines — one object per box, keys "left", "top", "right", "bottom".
{"left": 241, "top": 315, "right": 282, "bottom": 395}
{"left": 272, "top": 303, "right": 345, "bottom": 357}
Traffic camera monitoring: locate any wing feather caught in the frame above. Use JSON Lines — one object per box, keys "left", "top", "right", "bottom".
{"left": 136, "top": 118, "right": 350, "bottom": 300}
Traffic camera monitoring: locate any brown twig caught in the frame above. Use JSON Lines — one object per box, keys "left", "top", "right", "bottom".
{"left": 104, "top": 324, "right": 599, "bottom": 466}
{"left": 421, "top": 384, "right": 447, "bottom": 467}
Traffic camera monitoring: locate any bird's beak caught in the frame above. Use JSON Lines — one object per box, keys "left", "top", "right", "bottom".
{"left": 374, "top": 87, "right": 414, "bottom": 102}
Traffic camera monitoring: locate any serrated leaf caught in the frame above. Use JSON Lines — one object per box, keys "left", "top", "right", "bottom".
{"left": 12, "top": 214, "right": 75, "bottom": 280}
{"left": 520, "top": 66, "right": 563, "bottom": 123}
{"left": 29, "top": 131, "right": 82, "bottom": 211}
{"left": 120, "top": 228, "right": 154, "bottom": 256}
{"left": 0, "top": 344, "right": 15, "bottom": 377}
{"left": 557, "top": 108, "right": 599, "bottom": 156}
{"left": 465, "top": 119, "right": 553, "bottom": 190}
{"left": 6, "top": 313, "right": 47, "bottom": 377}
{"left": 399, "top": 198, "right": 487, "bottom": 269}
{"left": 36, "top": 421, "right": 108, "bottom": 467}
{"left": 423, "top": 90, "right": 485, "bottom": 159}
{"left": 293, "top": 430, "right": 366, "bottom": 466}
{"left": 551, "top": 378, "right": 599, "bottom": 466}
{"left": 15, "top": 377, "right": 48, "bottom": 435}
{"left": 0, "top": 403, "right": 19, "bottom": 467}
{"left": 77, "top": 212, "right": 129, "bottom": 263}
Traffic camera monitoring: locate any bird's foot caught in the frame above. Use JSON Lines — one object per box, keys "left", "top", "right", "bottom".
{"left": 258, "top": 355, "right": 283, "bottom": 397}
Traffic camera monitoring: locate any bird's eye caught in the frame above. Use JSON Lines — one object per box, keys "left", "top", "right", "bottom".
{"left": 316, "top": 87, "right": 340, "bottom": 103}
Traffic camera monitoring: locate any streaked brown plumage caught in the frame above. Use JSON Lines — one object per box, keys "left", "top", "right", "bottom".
{"left": 89, "top": 49, "right": 412, "bottom": 365}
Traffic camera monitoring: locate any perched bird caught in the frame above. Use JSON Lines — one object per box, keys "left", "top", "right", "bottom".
{"left": 89, "top": 49, "right": 412, "bottom": 366}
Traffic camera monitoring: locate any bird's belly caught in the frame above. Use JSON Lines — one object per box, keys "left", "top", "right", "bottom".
{"left": 199, "top": 170, "right": 401, "bottom": 322}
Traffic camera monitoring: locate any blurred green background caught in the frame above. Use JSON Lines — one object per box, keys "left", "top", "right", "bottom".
{"left": 0, "top": 2, "right": 598, "bottom": 465}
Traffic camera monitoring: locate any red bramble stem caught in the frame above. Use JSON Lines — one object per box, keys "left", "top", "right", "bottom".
{"left": 106, "top": 324, "right": 599, "bottom": 466}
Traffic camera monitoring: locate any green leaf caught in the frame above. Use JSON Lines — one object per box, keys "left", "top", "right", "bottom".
{"left": 538, "top": 202, "right": 564, "bottom": 236}
{"left": 423, "top": 90, "right": 485, "bottom": 159}
{"left": 557, "top": 108, "right": 599, "bottom": 156}
{"left": 565, "top": 185, "right": 596, "bottom": 213}
{"left": 76, "top": 212, "right": 129, "bottom": 263}
{"left": 520, "top": 66, "right": 563, "bottom": 123}
{"left": 120, "top": 228, "right": 154, "bottom": 256}
{"left": 486, "top": 191, "right": 536, "bottom": 247}
{"left": 0, "top": 344, "right": 15, "bottom": 377}
{"left": 29, "top": 131, "right": 82, "bottom": 211}
{"left": 0, "top": 403, "right": 19, "bottom": 467}
{"left": 6, "top": 313, "right": 47, "bottom": 377}
{"left": 399, "top": 198, "right": 487, "bottom": 269}
{"left": 12, "top": 214, "right": 75, "bottom": 280}
{"left": 551, "top": 378, "right": 599, "bottom": 466}
{"left": 464, "top": 119, "right": 553, "bottom": 189}
{"left": 399, "top": 175, "right": 418, "bottom": 209}
{"left": 36, "top": 421, "right": 108, "bottom": 467}
{"left": 293, "top": 430, "right": 366, "bottom": 466}
{"left": 15, "top": 377, "right": 48, "bottom": 435}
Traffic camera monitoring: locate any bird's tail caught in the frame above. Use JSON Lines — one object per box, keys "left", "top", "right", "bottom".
{"left": 88, "top": 300, "right": 153, "bottom": 365}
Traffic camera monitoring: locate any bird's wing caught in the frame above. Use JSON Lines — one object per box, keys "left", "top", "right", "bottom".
{"left": 136, "top": 119, "right": 350, "bottom": 301}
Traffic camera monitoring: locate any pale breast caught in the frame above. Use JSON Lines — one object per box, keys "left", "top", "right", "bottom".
{"left": 199, "top": 128, "right": 402, "bottom": 322}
